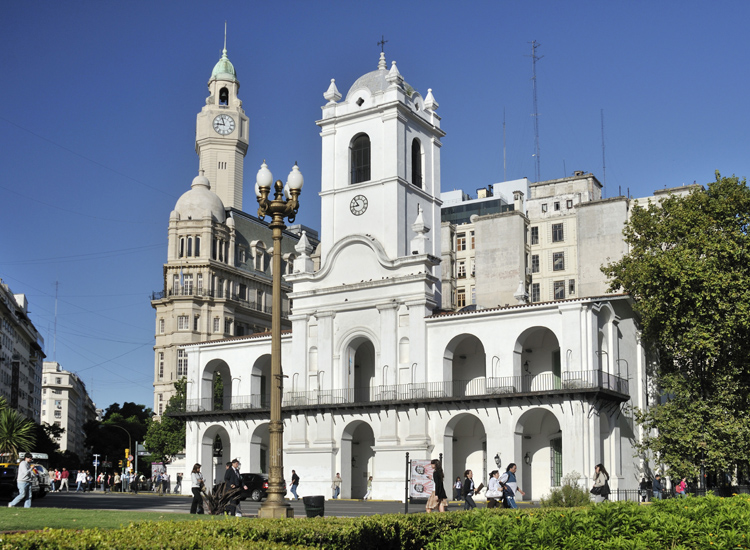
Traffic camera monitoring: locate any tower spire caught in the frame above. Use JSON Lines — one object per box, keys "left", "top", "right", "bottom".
{"left": 224, "top": 20, "right": 227, "bottom": 53}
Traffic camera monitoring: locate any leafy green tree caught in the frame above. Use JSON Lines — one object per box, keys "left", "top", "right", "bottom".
{"left": 603, "top": 173, "right": 750, "bottom": 477}
{"left": 83, "top": 401, "right": 152, "bottom": 474}
{"left": 144, "top": 379, "right": 187, "bottom": 462}
{"left": 0, "top": 397, "right": 36, "bottom": 461}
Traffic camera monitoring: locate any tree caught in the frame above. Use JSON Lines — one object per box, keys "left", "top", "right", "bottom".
{"left": 144, "top": 378, "right": 187, "bottom": 463}
{"left": 603, "top": 173, "right": 750, "bottom": 478}
{"left": 83, "top": 401, "right": 153, "bottom": 474}
{"left": 0, "top": 397, "right": 36, "bottom": 461}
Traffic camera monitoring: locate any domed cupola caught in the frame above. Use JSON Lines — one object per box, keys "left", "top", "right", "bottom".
{"left": 346, "top": 52, "right": 412, "bottom": 100}
{"left": 210, "top": 47, "right": 238, "bottom": 84}
{"left": 173, "top": 172, "right": 226, "bottom": 223}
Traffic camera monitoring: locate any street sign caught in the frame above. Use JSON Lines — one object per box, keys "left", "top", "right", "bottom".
{"left": 93, "top": 460, "right": 100, "bottom": 466}
{"left": 128, "top": 455, "right": 134, "bottom": 462}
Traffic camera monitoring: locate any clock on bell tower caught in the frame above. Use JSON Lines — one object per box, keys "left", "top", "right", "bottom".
{"left": 195, "top": 40, "right": 249, "bottom": 211}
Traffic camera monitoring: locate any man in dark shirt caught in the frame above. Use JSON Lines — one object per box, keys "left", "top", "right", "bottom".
{"left": 652, "top": 474, "right": 663, "bottom": 500}
{"left": 290, "top": 470, "right": 300, "bottom": 500}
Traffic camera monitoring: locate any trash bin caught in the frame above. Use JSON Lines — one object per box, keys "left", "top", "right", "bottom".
{"left": 302, "top": 495, "right": 325, "bottom": 518}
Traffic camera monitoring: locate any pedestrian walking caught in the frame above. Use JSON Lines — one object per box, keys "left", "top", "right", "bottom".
{"left": 8, "top": 453, "right": 34, "bottom": 508}
{"left": 60, "top": 468, "right": 69, "bottom": 491}
{"left": 190, "top": 463, "right": 205, "bottom": 514}
{"left": 591, "top": 463, "right": 610, "bottom": 503}
{"left": 174, "top": 473, "right": 183, "bottom": 494}
{"left": 290, "top": 470, "right": 300, "bottom": 500}
{"left": 639, "top": 477, "right": 649, "bottom": 502}
{"left": 453, "top": 477, "right": 462, "bottom": 501}
{"left": 363, "top": 476, "right": 373, "bottom": 500}
{"left": 224, "top": 459, "right": 247, "bottom": 516}
{"left": 462, "top": 469, "right": 478, "bottom": 510}
{"left": 163, "top": 472, "right": 170, "bottom": 494}
{"left": 499, "top": 463, "right": 526, "bottom": 509}
{"left": 75, "top": 470, "right": 86, "bottom": 492}
{"left": 652, "top": 474, "right": 663, "bottom": 500}
{"left": 425, "top": 459, "right": 448, "bottom": 512}
{"left": 331, "top": 473, "right": 342, "bottom": 499}
{"left": 675, "top": 477, "right": 687, "bottom": 498}
{"left": 485, "top": 470, "right": 502, "bottom": 509}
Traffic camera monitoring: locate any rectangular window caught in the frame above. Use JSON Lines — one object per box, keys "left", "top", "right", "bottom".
{"left": 195, "top": 237, "right": 201, "bottom": 256}
{"left": 193, "top": 315, "right": 200, "bottom": 331}
{"left": 551, "top": 437, "right": 563, "bottom": 487}
{"left": 179, "top": 238, "right": 185, "bottom": 258}
{"left": 553, "top": 252, "right": 565, "bottom": 271}
{"left": 530, "top": 227, "right": 539, "bottom": 245}
{"left": 187, "top": 237, "right": 193, "bottom": 257}
{"left": 456, "top": 289, "right": 466, "bottom": 308}
{"left": 457, "top": 261, "right": 466, "bottom": 278}
{"left": 531, "top": 255, "right": 540, "bottom": 273}
{"left": 471, "top": 287, "right": 476, "bottom": 305}
{"left": 178, "top": 315, "right": 190, "bottom": 330}
{"left": 183, "top": 274, "right": 193, "bottom": 294}
{"left": 541, "top": 204, "right": 548, "bottom": 213}
{"left": 552, "top": 223, "right": 564, "bottom": 242}
{"left": 470, "top": 231, "right": 475, "bottom": 249}
{"left": 158, "top": 352, "right": 164, "bottom": 380}
{"left": 197, "top": 274, "right": 203, "bottom": 293}
{"left": 554, "top": 280, "right": 565, "bottom": 300}
{"left": 159, "top": 319, "right": 165, "bottom": 334}
{"left": 470, "top": 258, "right": 475, "bottom": 277}
{"left": 554, "top": 201, "right": 560, "bottom": 211}
{"left": 55, "top": 400, "right": 62, "bottom": 408}
{"left": 566, "top": 199, "right": 573, "bottom": 209}
{"left": 569, "top": 279, "right": 576, "bottom": 295}
{"left": 224, "top": 318, "right": 233, "bottom": 334}
{"left": 213, "top": 317, "right": 220, "bottom": 333}
{"left": 158, "top": 403, "right": 163, "bottom": 415}
{"left": 177, "top": 349, "right": 188, "bottom": 377}
{"left": 55, "top": 377, "right": 62, "bottom": 385}
{"left": 531, "top": 283, "right": 540, "bottom": 303}
{"left": 456, "top": 233, "right": 466, "bottom": 251}
{"left": 54, "top": 410, "right": 62, "bottom": 418}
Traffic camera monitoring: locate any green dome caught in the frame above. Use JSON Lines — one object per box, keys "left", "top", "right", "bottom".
{"left": 210, "top": 48, "right": 237, "bottom": 82}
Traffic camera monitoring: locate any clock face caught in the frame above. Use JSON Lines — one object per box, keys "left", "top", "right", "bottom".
{"left": 350, "top": 194, "right": 368, "bottom": 216}
{"left": 212, "top": 114, "right": 236, "bottom": 135}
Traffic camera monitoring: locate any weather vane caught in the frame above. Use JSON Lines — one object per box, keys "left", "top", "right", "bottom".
{"left": 377, "top": 35, "right": 388, "bottom": 53}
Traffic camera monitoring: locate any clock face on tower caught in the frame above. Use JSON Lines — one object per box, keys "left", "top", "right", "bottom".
{"left": 350, "top": 195, "right": 368, "bottom": 216}
{"left": 212, "top": 114, "right": 236, "bottom": 135}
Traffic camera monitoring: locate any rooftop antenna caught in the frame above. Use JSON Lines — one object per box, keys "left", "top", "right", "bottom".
{"left": 503, "top": 108, "right": 507, "bottom": 182}
{"left": 601, "top": 108, "right": 607, "bottom": 193}
{"left": 528, "top": 40, "right": 543, "bottom": 182}
{"left": 53, "top": 280, "right": 58, "bottom": 362}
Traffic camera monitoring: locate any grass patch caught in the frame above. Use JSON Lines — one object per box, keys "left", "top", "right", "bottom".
{"left": 0, "top": 507, "right": 218, "bottom": 531}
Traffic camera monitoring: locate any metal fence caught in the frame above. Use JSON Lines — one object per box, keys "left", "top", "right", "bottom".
{"left": 178, "top": 369, "right": 629, "bottom": 413}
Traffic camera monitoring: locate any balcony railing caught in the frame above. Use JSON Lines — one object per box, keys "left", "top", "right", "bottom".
{"left": 176, "top": 369, "right": 629, "bottom": 414}
{"left": 151, "top": 287, "right": 288, "bottom": 317}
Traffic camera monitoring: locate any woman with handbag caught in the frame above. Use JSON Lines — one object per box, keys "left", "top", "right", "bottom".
{"left": 675, "top": 477, "right": 687, "bottom": 498}
{"left": 190, "top": 463, "right": 205, "bottom": 514}
{"left": 590, "top": 463, "right": 610, "bottom": 503}
{"left": 425, "top": 459, "right": 448, "bottom": 512}
{"left": 485, "top": 470, "right": 501, "bottom": 509}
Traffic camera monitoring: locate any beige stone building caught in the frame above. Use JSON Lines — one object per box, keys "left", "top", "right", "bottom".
{"left": 151, "top": 44, "right": 317, "bottom": 414}
{"left": 441, "top": 172, "right": 697, "bottom": 310}
{"left": 41, "top": 361, "right": 98, "bottom": 458}
{"left": 0, "top": 279, "right": 44, "bottom": 422}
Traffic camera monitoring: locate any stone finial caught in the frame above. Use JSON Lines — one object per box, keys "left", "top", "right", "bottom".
{"left": 293, "top": 231, "right": 315, "bottom": 273}
{"left": 410, "top": 205, "right": 431, "bottom": 255}
{"left": 323, "top": 79, "right": 342, "bottom": 104}
{"left": 424, "top": 88, "right": 439, "bottom": 111}
{"left": 513, "top": 281, "right": 529, "bottom": 304}
{"left": 386, "top": 61, "right": 404, "bottom": 88}
{"left": 378, "top": 51, "right": 387, "bottom": 70}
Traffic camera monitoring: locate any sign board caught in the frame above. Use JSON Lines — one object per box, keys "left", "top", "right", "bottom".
{"left": 127, "top": 455, "right": 134, "bottom": 462}
{"left": 102, "top": 461, "right": 112, "bottom": 469}
{"left": 409, "top": 459, "right": 435, "bottom": 499}
{"left": 92, "top": 460, "right": 100, "bottom": 467}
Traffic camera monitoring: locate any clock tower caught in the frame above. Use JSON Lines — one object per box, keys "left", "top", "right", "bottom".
{"left": 195, "top": 42, "right": 250, "bottom": 210}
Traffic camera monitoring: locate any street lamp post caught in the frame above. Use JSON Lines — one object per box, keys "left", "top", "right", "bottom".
{"left": 255, "top": 161, "right": 303, "bottom": 519}
{"left": 109, "top": 424, "right": 132, "bottom": 471}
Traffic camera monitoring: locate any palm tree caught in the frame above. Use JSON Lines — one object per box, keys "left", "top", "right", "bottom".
{"left": 0, "top": 397, "right": 36, "bottom": 461}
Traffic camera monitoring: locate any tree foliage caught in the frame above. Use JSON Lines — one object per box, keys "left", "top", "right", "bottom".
{"left": 83, "top": 401, "right": 152, "bottom": 473}
{"left": 144, "top": 378, "right": 187, "bottom": 462}
{"left": 0, "top": 397, "right": 36, "bottom": 461}
{"left": 603, "top": 173, "right": 750, "bottom": 477}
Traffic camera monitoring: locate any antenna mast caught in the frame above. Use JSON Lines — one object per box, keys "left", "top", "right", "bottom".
{"left": 53, "top": 280, "right": 58, "bottom": 362}
{"left": 529, "top": 40, "right": 543, "bottom": 182}
{"left": 601, "top": 109, "right": 607, "bottom": 190}
{"left": 503, "top": 108, "right": 507, "bottom": 182}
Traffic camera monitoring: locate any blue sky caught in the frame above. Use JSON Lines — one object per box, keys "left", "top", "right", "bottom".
{"left": 2, "top": 1, "right": 749, "bottom": 410}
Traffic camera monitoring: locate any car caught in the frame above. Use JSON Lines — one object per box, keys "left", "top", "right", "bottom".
{"left": 212, "top": 472, "right": 286, "bottom": 502}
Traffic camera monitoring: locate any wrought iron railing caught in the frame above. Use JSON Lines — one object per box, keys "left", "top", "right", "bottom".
{"left": 178, "top": 369, "right": 629, "bottom": 413}
{"left": 151, "top": 287, "right": 286, "bottom": 316}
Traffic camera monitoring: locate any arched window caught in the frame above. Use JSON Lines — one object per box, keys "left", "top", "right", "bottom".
{"left": 219, "top": 87, "right": 229, "bottom": 105}
{"left": 411, "top": 138, "right": 422, "bottom": 188}
{"left": 350, "top": 134, "right": 371, "bottom": 184}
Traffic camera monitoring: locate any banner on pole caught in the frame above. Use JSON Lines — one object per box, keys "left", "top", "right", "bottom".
{"left": 409, "top": 459, "right": 435, "bottom": 499}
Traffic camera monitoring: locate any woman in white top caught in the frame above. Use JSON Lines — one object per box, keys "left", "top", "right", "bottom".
{"left": 190, "top": 463, "right": 204, "bottom": 514}
{"left": 486, "top": 470, "right": 501, "bottom": 509}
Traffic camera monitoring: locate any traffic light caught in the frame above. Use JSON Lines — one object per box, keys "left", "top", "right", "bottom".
{"left": 118, "top": 460, "right": 123, "bottom": 467}
{"left": 125, "top": 448, "right": 130, "bottom": 459}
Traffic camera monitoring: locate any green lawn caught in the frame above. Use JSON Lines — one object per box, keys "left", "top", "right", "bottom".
{"left": 0, "top": 508, "right": 220, "bottom": 531}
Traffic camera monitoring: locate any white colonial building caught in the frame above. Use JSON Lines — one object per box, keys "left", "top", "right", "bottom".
{"left": 174, "top": 51, "right": 647, "bottom": 502}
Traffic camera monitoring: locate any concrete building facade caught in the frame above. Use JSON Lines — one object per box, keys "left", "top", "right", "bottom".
{"left": 41, "top": 361, "right": 97, "bottom": 458}
{"left": 0, "top": 279, "right": 44, "bottom": 422}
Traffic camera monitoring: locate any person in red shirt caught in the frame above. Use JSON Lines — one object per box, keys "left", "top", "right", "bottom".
{"left": 60, "top": 468, "right": 70, "bottom": 491}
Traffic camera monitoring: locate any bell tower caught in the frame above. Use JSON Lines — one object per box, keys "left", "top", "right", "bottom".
{"left": 195, "top": 34, "right": 249, "bottom": 210}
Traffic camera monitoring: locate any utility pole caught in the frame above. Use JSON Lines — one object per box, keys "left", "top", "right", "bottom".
{"left": 528, "top": 41, "right": 543, "bottom": 182}
{"left": 93, "top": 453, "right": 100, "bottom": 491}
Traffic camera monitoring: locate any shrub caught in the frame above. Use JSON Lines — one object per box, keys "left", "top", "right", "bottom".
{"left": 540, "top": 471, "right": 591, "bottom": 508}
